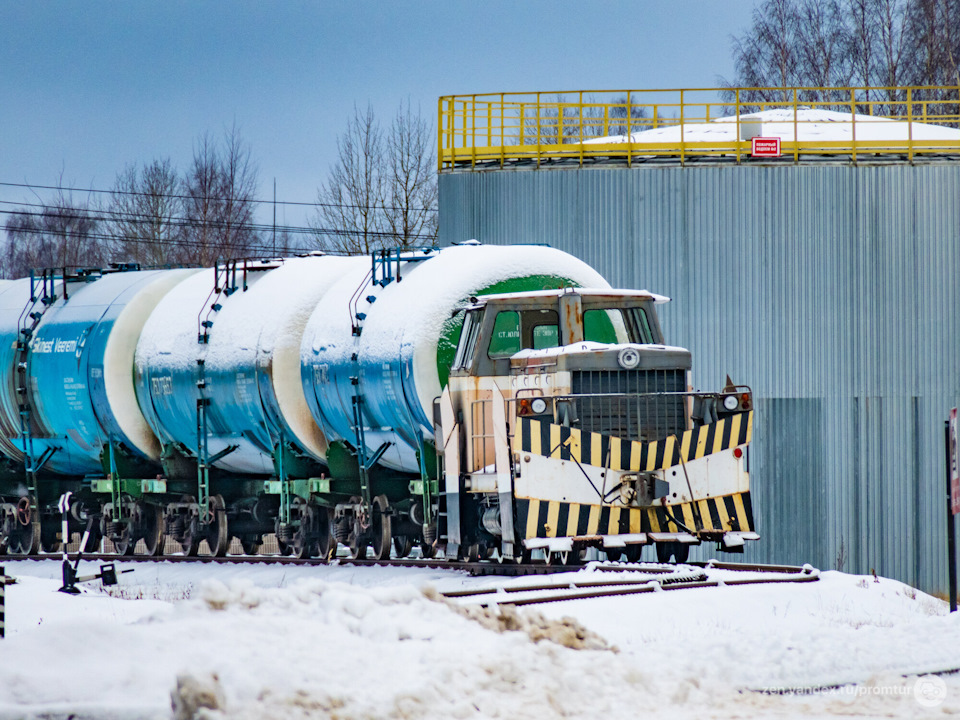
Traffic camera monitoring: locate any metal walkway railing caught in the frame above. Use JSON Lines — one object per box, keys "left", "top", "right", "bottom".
{"left": 438, "top": 85, "right": 960, "bottom": 170}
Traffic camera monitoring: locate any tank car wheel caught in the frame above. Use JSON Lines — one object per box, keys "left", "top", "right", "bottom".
{"left": 10, "top": 521, "right": 41, "bottom": 556}
{"left": 40, "top": 523, "right": 61, "bottom": 554}
{"left": 204, "top": 495, "right": 229, "bottom": 558}
{"left": 292, "top": 504, "right": 320, "bottom": 559}
{"left": 113, "top": 524, "right": 135, "bottom": 556}
{"left": 392, "top": 535, "right": 413, "bottom": 558}
{"left": 240, "top": 536, "right": 261, "bottom": 555}
{"left": 181, "top": 517, "right": 200, "bottom": 557}
{"left": 370, "top": 495, "right": 392, "bottom": 562}
{"left": 350, "top": 533, "right": 368, "bottom": 560}
{"left": 9, "top": 498, "right": 41, "bottom": 556}
{"left": 81, "top": 526, "right": 103, "bottom": 554}
{"left": 139, "top": 503, "right": 165, "bottom": 557}
{"left": 316, "top": 508, "right": 335, "bottom": 561}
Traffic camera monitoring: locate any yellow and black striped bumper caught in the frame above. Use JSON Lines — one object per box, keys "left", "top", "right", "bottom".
{"left": 515, "top": 411, "right": 752, "bottom": 472}
{"left": 516, "top": 492, "right": 755, "bottom": 540}
{"left": 513, "top": 411, "right": 754, "bottom": 540}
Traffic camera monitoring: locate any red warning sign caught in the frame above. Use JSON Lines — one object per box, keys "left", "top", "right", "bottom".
{"left": 751, "top": 137, "right": 781, "bottom": 157}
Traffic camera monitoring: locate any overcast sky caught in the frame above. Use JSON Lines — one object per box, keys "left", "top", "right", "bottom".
{"left": 1, "top": 1, "right": 757, "bottom": 228}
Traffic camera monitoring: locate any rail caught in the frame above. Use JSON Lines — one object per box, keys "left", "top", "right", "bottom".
{"left": 438, "top": 85, "right": 960, "bottom": 170}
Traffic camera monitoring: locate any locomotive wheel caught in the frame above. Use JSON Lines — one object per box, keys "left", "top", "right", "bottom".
{"left": 369, "top": 495, "right": 391, "bottom": 561}
{"left": 656, "top": 541, "right": 689, "bottom": 564}
{"left": 140, "top": 504, "right": 165, "bottom": 557}
{"left": 393, "top": 535, "right": 413, "bottom": 559}
{"left": 625, "top": 544, "right": 643, "bottom": 563}
{"left": 605, "top": 548, "right": 624, "bottom": 562}
{"left": 205, "top": 495, "right": 229, "bottom": 558}
{"left": 418, "top": 541, "right": 436, "bottom": 559}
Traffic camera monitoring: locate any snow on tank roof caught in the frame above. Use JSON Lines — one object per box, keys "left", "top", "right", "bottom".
{"left": 467, "top": 288, "right": 670, "bottom": 306}
{"left": 582, "top": 106, "right": 960, "bottom": 144}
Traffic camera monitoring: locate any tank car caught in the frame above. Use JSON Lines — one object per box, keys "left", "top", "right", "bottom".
{"left": 0, "top": 245, "right": 756, "bottom": 564}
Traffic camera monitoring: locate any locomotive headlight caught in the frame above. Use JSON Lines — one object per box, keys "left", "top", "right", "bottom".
{"left": 531, "top": 397, "right": 547, "bottom": 414}
{"left": 722, "top": 394, "right": 739, "bottom": 411}
{"left": 618, "top": 347, "right": 641, "bottom": 369}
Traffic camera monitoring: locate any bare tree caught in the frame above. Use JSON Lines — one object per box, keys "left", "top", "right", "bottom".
{"left": 383, "top": 100, "right": 438, "bottom": 249}
{"left": 794, "top": 0, "right": 853, "bottom": 98}
{"left": 727, "top": 0, "right": 960, "bottom": 113}
{"left": 181, "top": 126, "right": 260, "bottom": 265}
{"left": 728, "top": 0, "right": 803, "bottom": 103}
{"left": 2, "top": 189, "right": 106, "bottom": 278}
{"left": 312, "top": 104, "right": 388, "bottom": 255}
{"left": 107, "top": 158, "right": 183, "bottom": 266}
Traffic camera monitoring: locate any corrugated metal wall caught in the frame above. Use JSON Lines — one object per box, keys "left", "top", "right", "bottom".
{"left": 439, "top": 164, "right": 960, "bottom": 593}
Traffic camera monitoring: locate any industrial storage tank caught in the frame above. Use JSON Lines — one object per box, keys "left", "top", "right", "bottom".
{"left": 300, "top": 244, "right": 609, "bottom": 472}
{"left": 0, "top": 270, "right": 198, "bottom": 475}
{"left": 135, "top": 255, "right": 369, "bottom": 476}
{"left": 436, "top": 87, "right": 960, "bottom": 593}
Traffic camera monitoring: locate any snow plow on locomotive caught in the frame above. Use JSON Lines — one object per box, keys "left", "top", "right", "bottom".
{"left": 0, "top": 244, "right": 755, "bottom": 564}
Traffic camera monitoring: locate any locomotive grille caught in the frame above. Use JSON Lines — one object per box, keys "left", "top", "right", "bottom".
{"left": 570, "top": 369, "right": 687, "bottom": 442}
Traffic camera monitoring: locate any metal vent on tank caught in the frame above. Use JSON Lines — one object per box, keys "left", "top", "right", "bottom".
{"left": 571, "top": 369, "right": 686, "bottom": 441}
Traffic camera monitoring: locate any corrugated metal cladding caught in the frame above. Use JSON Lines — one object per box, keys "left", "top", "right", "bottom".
{"left": 439, "top": 164, "right": 960, "bottom": 594}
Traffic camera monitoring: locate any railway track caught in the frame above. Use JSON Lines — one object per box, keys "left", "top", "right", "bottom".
{"left": 440, "top": 563, "right": 821, "bottom": 606}
{"left": 11, "top": 552, "right": 822, "bottom": 582}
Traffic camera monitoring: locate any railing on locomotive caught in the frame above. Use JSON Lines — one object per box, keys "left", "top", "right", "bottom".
{"left": 438, "top": 85, "right": 960, "bottom": 169}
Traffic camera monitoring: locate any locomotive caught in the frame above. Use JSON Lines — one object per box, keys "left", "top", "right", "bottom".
{"left": 0, "top": 244, "right": 756, "bottom": 563}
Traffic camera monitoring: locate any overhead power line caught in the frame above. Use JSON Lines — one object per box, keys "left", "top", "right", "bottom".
{"left": 0, "top": 208, "right": 437, "bottom": 248}
{"left": 0, "top": 180, "right": 439, "bottom": 214}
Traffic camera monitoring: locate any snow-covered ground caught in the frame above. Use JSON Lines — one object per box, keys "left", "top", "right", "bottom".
{"left": 1, "top": 558, "right": 958, "bottom": 719}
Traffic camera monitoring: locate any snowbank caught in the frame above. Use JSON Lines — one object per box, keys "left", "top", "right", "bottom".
{"left": 1, "top": 560, "right": 959, "bottom": 719}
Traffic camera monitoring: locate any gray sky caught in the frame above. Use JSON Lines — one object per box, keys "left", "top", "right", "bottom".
{"left": 1, "top": 1, "right": 757, "bottom": 228}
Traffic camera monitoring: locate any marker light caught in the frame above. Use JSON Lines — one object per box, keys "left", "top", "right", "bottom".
{"left": 618, "top": 347, "right": 641, "bottom": 369}
{"left": 722, "top": 394, "right": 739, "bottom": 411}
{"left": 531, "top": 398, "right": 547, "bottom": 414}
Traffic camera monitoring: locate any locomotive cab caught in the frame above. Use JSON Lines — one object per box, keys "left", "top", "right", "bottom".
{"left": 442, "top": 288, "right": 756, "bottom": 563}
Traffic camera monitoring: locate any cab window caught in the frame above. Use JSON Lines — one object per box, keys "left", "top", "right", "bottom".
{"left": 453, "top": 308, "right": 484, "bottom": 368}
{"left": 488, "top": 308, "right": 560, "bottom": 358}
{"left": 488, "top": 311, "right": 520, "bottom": 358}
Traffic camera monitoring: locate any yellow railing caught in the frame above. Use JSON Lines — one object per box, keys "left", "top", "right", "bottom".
{"left": 437, "top": 86, "right": 960, "bottom": 170}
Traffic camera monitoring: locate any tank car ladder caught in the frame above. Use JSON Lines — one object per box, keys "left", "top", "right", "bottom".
{"left": 346, "top": 247, "right": 437, "bottom": 525}
{"left": 194, "top": 260, "right": 244, "bottom": 533}
{"left": 11, "top": 271, "right": 65, "bottom": 552}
